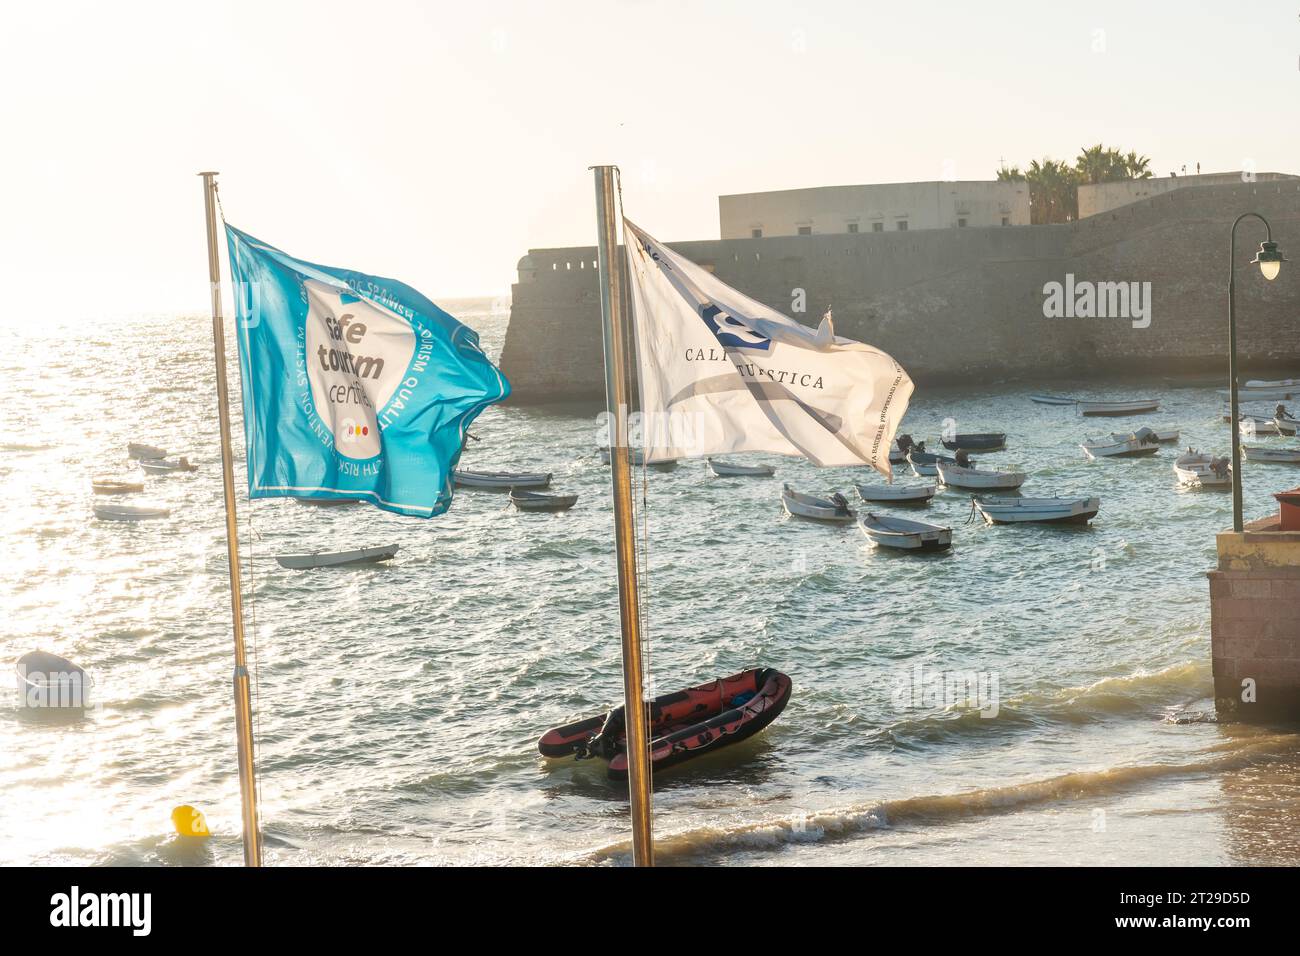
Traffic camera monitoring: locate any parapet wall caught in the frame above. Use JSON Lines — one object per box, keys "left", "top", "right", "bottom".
{"left": 500, "top": 180, "right": 1300, "bottom": 402}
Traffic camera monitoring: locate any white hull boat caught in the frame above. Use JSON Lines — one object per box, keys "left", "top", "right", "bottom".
{"left": 707, "top": 458, "right": 775, "bottom": 477}
{"left": 1238, "top": 417, "right": 1280, "bottom": 437}
{"left": 935, "top": 461, "right": 1026, "bottom": 490}
{"left": 1077, "top": 399, "right": 1160, "bottom": 417}
{"left": 853, "top": 482, "right": 937, "bottom": 504}
{"left": 1242, "top": 446, "right": 1300, "bottom": 465}
{"left": 16, "top": 650, "right": 90, "bottom": 712}
{"left": 91, "top": 479, "right": 144, "bottom": 495}
{"left": 139, "top": 457, "right": 197, "bottom": 474}
{"left": 597, "top": 448, "right": 679, "bottom": 471}
{"left": 509, "top": 489, "right": 579, "bottom": 512}
{"left": 781, "top": 484, "right": 855, "bottom": 523}
{"left": 1218, "top": 379, "right": 1300, "bottom": 401}
{"left": 127, "top": 443, "right": 168, "bottom": 460}
{"left": 1082, "top": 428, "right": 1161, "bottom": 459}
{"left": 454, "top": 469, "right": 552, "bottom": 490}
{"left": 1109, "top": 428, "right": 1178, "bottom": 444}
{"left": 905, "top": 449, "right": 955, "bottom": 478}
{"left": 1173, "top": 450, "right": 1231, "bottom": 488}
{"left": 1275, "top": 415, "right": 1300, "bottom": 437}
{"left": 974, "top": 496, "right": 1100, "bottom": 525}
{"left": 275, "top": 544, "right": 399, "bottom": 569}
{"left": 93, "top": 503, "right": 170, "bottom": 521}
{"left": 858, "top": 513, "right": 952, "bottom": 551}
{"left": 1031, "top": 394, "right": 1078, "bottom": 406}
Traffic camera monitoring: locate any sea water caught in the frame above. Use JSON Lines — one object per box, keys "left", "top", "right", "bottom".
{"left": 2, "top": 301, "right": 1298, "bottom": 866}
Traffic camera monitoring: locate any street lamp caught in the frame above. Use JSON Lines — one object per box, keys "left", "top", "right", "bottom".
{"left": 1229, "top": 213, "right": 1287, "bottom": 533}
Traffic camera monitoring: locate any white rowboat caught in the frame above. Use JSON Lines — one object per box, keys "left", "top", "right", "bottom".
{"left": 93, "top": 503, "right": 170, "bottom": 521}
{"left": 1082, "top": 428, "right": 1161, "bottom": 459}
{"left": 1077, "top": 399, "right": 1160, "bottom": 417}
{"left": 1275, "top": 415, "right": 1300, "bottom": 437}
{"left": 934, "top": 461, "right": 1026, "bottom": 490}
{"left": 274, "top": 544, "right": 399, "bottom": 569}
{"left": 1174, "top": 450, "right": 1231, "bottom": 488}
{"left": 1109, "top": 428, "right": 1178, "bottom": 444}
{"left": 454, "top": 469, "right": 552, "bottom": 490}
{"left": 1242, "top": 446, "right": 1300, "bottom": 465}
{"left": 1238, "top": 417, "right": 1280, "bottom": 437}
{"left": 858, "top": 513, "right": 952, "bottom": 551}
{"left": 1217, "top": 379, "right": 1300, "bottom": 401}
{"left": 853, "top": 482, "right": 937, "bottom": 504}
{"left": 509, "top": 489, "right": 579, "bottom": 512}
{"left": 973, "top": 496, "right": 1100, "bottom": 525}
{"left": 597, "top": 448, "right": 680, "bottom": 471}
{"left": 139, "top": 457, "right": 197, "bottom": 474}
{"left": 781, "top": 484, "right": 855, "bottom": 523}
{"left": 91, "top": 479, "right": 144, "bottom": 495}
{"left": 707, "top": 459, "right": 775, "bottom": 477}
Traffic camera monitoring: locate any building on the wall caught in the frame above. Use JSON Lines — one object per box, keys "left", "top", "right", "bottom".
{"left": 718, "top": 180, "right": 1030, "bottom": 239}
{"left": 1078, "top": 171, "right": 1297, "bottom": 218}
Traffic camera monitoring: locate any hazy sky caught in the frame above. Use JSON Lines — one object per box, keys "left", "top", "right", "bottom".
{"left": 1, "top": 0, "right": 1296, "bottom": 318}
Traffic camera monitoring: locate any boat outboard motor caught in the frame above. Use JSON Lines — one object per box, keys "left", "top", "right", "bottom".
{"left": 1134, "top": 426, "right": 1158, "bottom": 445}
{"left": 954, "top": 449, "right": 972, "bottom": 467}
{"left": 829, "top": 492, "right": 850, "bottom": 515}
{"left": 896, "top": 434, "right": 914, "bottom": 453}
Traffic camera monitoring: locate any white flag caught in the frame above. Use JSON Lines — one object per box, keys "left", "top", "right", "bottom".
{"left": 624, "top": 219, "right": 912, "bottom": 475}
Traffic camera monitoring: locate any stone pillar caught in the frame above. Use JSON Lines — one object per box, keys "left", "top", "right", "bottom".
{"left": 1209, "top": 515, "right": 1300, "bottom": 720}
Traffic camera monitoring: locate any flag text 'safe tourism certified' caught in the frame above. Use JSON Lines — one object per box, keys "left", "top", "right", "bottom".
{"left": 225, "top": 226, "right": 510, "bottom": 516}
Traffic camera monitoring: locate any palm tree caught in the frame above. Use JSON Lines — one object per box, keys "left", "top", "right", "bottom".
{"left": 1025, "top": 158, "right": 1078, "bottom": 224}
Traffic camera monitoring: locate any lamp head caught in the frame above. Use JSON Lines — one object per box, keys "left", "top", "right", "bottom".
{"left": 1252, "top": 240, "right": 1286, "bottom": 281}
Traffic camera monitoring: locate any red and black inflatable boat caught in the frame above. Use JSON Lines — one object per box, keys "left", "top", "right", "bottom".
{"left": 538, "top": 667, "right": 792, "bottom": 779}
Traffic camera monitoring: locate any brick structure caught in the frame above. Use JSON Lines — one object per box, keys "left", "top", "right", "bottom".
{"left": 1209, "top": 516, "right": 1300, "bottom": 721}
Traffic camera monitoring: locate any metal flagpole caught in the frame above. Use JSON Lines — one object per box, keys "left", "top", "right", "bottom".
{"left": 199, "top": 171, "right": 264, "bottom": 867}
{"left": 592, "top": 165, "right": 654, "bottom": 866}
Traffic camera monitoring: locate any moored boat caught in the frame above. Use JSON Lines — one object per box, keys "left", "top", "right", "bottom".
{"left": 15, "top": 650, "right": 90, "bottom": 712}
{"left": 138, "top": 457, "right": 198, "bottom": 474}
{"left": 781, "top": 484, "right": 855, "bottom": 522}
{"left": 509, "top": 489, "right": 579, "bottom": 512}
{"left": 1242, "top": 446, "right": 1300, "bottom": 465}
{"left": 707, "top": 458, "right": 775, "bottom": 477}
{"left": 1077, "top": 399, "right": 1160, "bottom": 417}
{"left": 853, "top": 481, "right": 937, "bottom": 504}
{"left": 1031, "top": 394, "right": 1078, "bottom": 406}
{"left": 1109, "top": 428, "right": 1178, "bottom": 444}
{"left": 274, "top": 544, "right": 399, "bottom": 569}
{"left": 905, "top": 446, "right": 956, "bottom": 477}
{"left": 538, "top": 667, "right": 792, "bottom": 779}
{"left": 858, "top": 512, "right": 952, "bottom": 551}
{"left": 453, "top": 468, "right": 552, "bottom": 490}
{"left": 1082, "top": 427, "right": 1161, "bottom": 459}
{"left": 934, "top": 461, "right": 1026, "bottom": 490}
{"left": 940, "top": 432, "right": 1006, "bottom": 452}
{"left": 973, "top": 495, "right": 1100, "bottom": 524}
{"left": 1275, "top": 414, "right": 1300, "bottom": 437}
{"left": 1217, "top": 379, "right": 1300, "bottom": 401}
{"left": 91, "top": 478, "right": 144, "bottom": 495}
{"left": 93, "top": 503, "right": 170, "bottom": 521}
{"left": 1173, "top": 449, "right": 1231, "bottom": 488}
{"left": 597, "top": 448, "right": 679, "bottom": 471}
{"left": 1238, "top": 417, "right": 1280, "bottom": 437}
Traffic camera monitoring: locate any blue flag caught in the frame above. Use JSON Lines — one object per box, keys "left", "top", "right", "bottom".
{"left": 225, "top": 225, "right": 510, "bottom": 517}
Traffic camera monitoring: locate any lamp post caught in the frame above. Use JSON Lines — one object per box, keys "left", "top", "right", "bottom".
{"left": 1228, "top": 213, "right": 1286, "bottom": 533}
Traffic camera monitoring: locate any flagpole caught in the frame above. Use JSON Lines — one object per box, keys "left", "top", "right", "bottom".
{"left": 592, "top": 165, "right": 654, "bottom": 866}
{"left": 199, "top": 171, "right": 263, "bottom": 867}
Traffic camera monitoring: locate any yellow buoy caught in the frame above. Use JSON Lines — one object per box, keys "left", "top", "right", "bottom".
{"left": 171, "top": 805, "right": 211, "bottom": 838}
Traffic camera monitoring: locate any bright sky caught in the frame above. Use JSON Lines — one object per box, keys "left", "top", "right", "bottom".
{"left": 1, "top": 0, "right": 1296, "bottom": 319}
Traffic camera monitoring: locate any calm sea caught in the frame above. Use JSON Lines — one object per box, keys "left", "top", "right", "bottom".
{"left": 3, "top": 299, "right": 1298, "bottom": 866}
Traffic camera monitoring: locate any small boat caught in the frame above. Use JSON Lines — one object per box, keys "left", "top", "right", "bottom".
{"left": 888, "top": 436, "right": 912, "bottom": 465}
{"left": 853, "top": 482, "right": 937, "bottom": 504}
{"left": 509, "top": 489, "right": 579, "bottom": 512}
{"left": 453, "top": 469, "right": 552, "bottom": 490}
{"left": 274, "top": 544, "right": 399, "bottom": 569}
{"left": 1109, "top": 428, "right": 1178, "bottom": 444}
{"left": 1238, "top": 417, "right": 1280, "bottom": 437}
{"left": 1077, "top": 399, "right": 1160, "bottom": 417}
{"left": 15, "top": 650, "right": 90, "bottom": 712}
{"left": 1217, "top": 379, "right": 1300, "bottom": 401}
{"left": 597, "top": 448, "right": 680, "bottom": 471}
{"left": 973, "top": 496, "right": 1100, "bottom": 525}
{"left": 781, "top": 484, "right": 855, "bottom": 522}
{"left": 707, "top": 458, "right": 775, "bottom": 477}
{"left": 127, "top": 443, "right": 168, "bottom": 460}
{"left": 858, "top": 513, "right": 952, "bottom": 551}
{"left": 538, "top": 667, "right": 792, "bottom": 779}
{"left": 934, "top": 461, "right": 1026, "bottom": 490}
{"left": 138, "top": 457, "right": 198, "bottom": 474}
{"left": 93, "top": 503, "right": 170, "bottom": 521}
{"left": 1031, "top": 394, "right": 1078, "bottom": 406}
{"left": 91, "top": 478, "right": 144, "bottom": 495}
{"left": 905, "top": 447, "right": 956, "bottom": 477}
{"left": 1082, "top": 427, "right": 1161, "bottom": 459}
{"left": 1242, "top": 446, "right": 1300, "bottom": 465}
{"left": 1275, "top": 414, "right": 1300, "bottom": 437}
{"left": 1174, "top": 450, "right": 1231, "bottom": 488}
{"left": 940, "top": 432, "right": 1006, "bottom": 452}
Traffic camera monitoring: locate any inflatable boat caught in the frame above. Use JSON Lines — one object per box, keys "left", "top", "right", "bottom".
{"left": 538, "top": 667, "right": 791, "bottom": 779}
